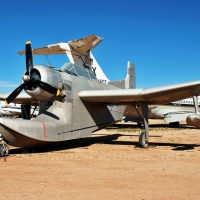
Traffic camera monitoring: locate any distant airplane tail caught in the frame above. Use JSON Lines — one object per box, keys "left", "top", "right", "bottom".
{"left": 108, "top": 61, "right": 136, "bottom": 89}
{"left": 18, "top": 34, "right": 135, "bottom": 86}
{"left": 66, "top": 35, "right": 110, "bottom": 82}
{"left": 18, "top": 34, "right": 110, "bottom": 82}
{"left": 89, "top": 52, "right": 110, "bottom": 83}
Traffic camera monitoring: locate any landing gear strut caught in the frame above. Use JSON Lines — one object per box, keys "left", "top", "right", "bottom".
{"left": 0, "top": 134, "right": 9, "bottom": 157}
{"left": 134, "top": 102, "right": 149, "bottom": 148}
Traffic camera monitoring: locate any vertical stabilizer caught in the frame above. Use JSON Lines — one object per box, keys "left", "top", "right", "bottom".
{"left": 108, "top": 61, "right": 136, "bottom": 89}
{"left": 89, "top": 52, "right": 110, "bottom": 83}
{"left": 125, "top": 61, "right": 136, "bottom": 89}
{"left": 66, "top": 35, "right": 109, "bottom": 82}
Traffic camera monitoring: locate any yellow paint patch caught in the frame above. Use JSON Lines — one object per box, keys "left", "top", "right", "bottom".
{"left": 56, "top": 89, "right": 60, "bottom": 96}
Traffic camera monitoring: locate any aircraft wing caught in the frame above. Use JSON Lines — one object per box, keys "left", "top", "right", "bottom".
{"left": 0, "top": 93, "right": 39, "bottom": 105}
{"left": 18, "top": 34, "right": 103, "bottom": 56}
{"left": 79, "top": 80, "right": 200, "bottom": 104}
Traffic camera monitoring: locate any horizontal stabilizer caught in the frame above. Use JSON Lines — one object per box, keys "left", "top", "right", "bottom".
{"left": 108, "top": 61, "right": 136, "bottom": 89}
{"left": 18, "top": 34, "right": 103, "bottom": 56}
{"left": 108, "top": 80, "right": 125, "bottom": 89}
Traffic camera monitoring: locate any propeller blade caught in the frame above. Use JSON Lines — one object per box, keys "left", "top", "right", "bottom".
{"left": 5, "top": 83, "right": 25, "bottom": 105}
{"left": 25, "top": 41, "right": 33, "bottom": 75}
{"left": 34, "top": 80, "right": 60, "bottom": 96}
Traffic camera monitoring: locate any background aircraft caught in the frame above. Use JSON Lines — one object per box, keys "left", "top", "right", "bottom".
{"left": 0, "top": 34, "right": 200, "bottom": 157}
{"left": 0, "top": 101, "right": 38, "bottom": 118}
{"left": 0, "top": 103, "right": 21, "bottom": 117}
{"left": 124, "top": 98, "right": 200, "bottom": 127}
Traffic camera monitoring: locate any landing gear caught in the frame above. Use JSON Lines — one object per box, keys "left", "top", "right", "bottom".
{"left": 134, "top": 102, "right": 149, "bottom": 148}
{"left": 139, "top": 131, "right": 148, "bottom": 148}
{"left": 0, "top": 142, "right": 9, "bottom": 157}
{"left": 0, "top": 133, "right": 9, "bottom": 157}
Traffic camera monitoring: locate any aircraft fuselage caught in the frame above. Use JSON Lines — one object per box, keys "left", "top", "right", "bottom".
{"left": 0, "top": 64, "right": 124, "bottom": 147}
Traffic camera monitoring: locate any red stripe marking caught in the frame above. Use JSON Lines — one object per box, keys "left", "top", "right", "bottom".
{"left": 40, "top": 121, "right": 46, "bottom": 140}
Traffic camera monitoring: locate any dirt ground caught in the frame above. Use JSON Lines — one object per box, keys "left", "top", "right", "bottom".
{"left": 0, "top": 120, "right": 200, "bottom": 200}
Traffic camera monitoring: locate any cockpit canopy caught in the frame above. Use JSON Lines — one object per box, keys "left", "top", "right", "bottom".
{"left": 60, "top": 62, "right": 97, "bottom": 80}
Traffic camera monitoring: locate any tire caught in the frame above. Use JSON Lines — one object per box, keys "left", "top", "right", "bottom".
{"left": 139, "top": 132, "right": 148, "bottom": 148}
{"left": 0, "top": 143, "right": 9, "bottom": 157}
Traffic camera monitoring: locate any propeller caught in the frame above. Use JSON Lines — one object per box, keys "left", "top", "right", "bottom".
{"left": 5, "top": 41, "right": 60, "bottom": 105}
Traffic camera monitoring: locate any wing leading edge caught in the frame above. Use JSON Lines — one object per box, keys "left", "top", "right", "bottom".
{"left": 79, "top": 80, "right": 200, "bottom": 104}
{"left": 2, "top": 81, "right": 200, "bottom": 105}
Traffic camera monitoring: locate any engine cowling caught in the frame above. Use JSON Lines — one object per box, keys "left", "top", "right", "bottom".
{"left": 186, "top": 114, "right": 200, "bottom": 128}
{"left": 25, "top": 65, "right": 63, "bottom": 100}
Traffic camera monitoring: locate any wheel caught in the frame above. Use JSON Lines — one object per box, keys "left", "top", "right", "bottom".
{"left": 0, "top": 143, "right": 9, "bottom": 157}
{"left": 139, "top": 132, "right": 148, "bottom": 148}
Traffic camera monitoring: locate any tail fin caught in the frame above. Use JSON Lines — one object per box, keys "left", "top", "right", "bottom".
{"left": 89, "top": 52, "right": 109, "bottom": 83}
{"left": 125, "top": 61, "right": 136, "bottom": 89}
{"left": 108, "top": 61, "right": 136, "bottom": 89}
{"left": 67, "top": 35, "right": 109, "bottom": 82}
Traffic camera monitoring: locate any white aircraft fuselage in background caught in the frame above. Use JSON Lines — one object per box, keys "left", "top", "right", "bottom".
{"left": 124, "top": 97, "right": 200, "bottom": 126}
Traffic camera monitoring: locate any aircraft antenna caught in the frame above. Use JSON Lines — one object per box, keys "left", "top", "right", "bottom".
{"left": 45, "top": 55, "right": 52, "bottom": 66}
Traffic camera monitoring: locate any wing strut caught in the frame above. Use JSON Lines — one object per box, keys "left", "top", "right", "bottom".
{"left": 193, "top": 95, "right": 199, "bottom": 114}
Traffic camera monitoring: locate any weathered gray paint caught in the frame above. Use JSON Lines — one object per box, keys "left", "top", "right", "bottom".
{"left": 0, "top": 65, "right": 124, "bottom": 147}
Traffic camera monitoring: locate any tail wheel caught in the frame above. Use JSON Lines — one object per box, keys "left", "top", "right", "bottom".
{"left": 139, "top": 132, "right": 148, "bottom": 148}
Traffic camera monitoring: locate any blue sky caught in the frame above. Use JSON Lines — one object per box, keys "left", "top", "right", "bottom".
{"left": 0, "top": 0, "right": 200, "bottom": 93}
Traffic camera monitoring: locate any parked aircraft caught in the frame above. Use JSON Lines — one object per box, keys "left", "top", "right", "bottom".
{"left": 0, "top": 101, "right": 38, "bottom": 118}
{"left": 0, "top": 103, "right": 21, "bottom": 117}
{"left": 124, "top": 98, "right": 200, "bottom": 127}
{"left": 0, "top": 34, "right": 200, "bottom": 156}
{"left": 163, "top": 98, "right": 200, "bottom": 125}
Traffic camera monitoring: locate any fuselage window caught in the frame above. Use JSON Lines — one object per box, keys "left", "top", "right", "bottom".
{"left": 89, "top": 72, "right": 97, "bottom": 80}
{"left": 74, "top": 65, "right": 84, "bottom": 77}
{"left": 82, "top": 69, "right": 90, "bottom": 79}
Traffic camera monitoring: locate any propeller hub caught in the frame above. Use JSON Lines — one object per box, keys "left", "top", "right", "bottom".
{"left": 23, "top": 75, "right": 30, "bottom": 82}
{"left": 5, "top": 41, "right": 60, "bottom": 105}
